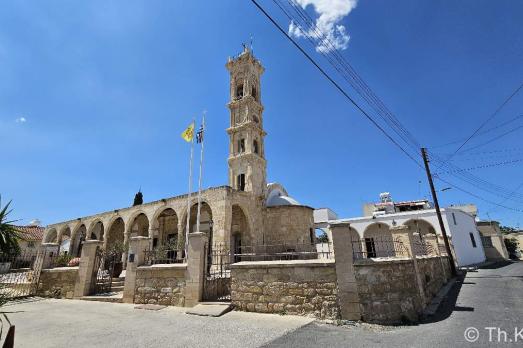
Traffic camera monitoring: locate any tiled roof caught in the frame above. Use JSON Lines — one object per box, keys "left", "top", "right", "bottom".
{"left": 14, "top": 225, "right": 45, "bottom": 241}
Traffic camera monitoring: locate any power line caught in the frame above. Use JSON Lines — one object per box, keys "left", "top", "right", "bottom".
{"left": 251, "top": 0, "right": 423, "bottom": 168}
{"left": 431, "top": 114, "right": 523, "bottom": 149}
{"left": 434, "top": 157, "right": 523, "bottom": 175}
{"left": 459, "top": 125, "right": 523, "bottom": 153}
{"left": 436, "top": 81, "right": 523, "bottom": 168}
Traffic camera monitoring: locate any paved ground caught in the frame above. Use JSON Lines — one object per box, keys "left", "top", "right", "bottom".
{"left": 5, "top": 261, "right": 523, "bottom": 347}
{"left": 264, "top": 261, "right": 523, "bottom": 347}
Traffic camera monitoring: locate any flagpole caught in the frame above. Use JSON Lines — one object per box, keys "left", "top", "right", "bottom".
{"left": 196, "top": 111, "right": 206, "bottom": 234}
{"left": 184, "top": 120, "right": 195, "bottom": 260}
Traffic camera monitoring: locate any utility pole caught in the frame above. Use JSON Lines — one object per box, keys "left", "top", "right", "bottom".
{"left": 421, "top": 147, "right": 457, "bottom": 276}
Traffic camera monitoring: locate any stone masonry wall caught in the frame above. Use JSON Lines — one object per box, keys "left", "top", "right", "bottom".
{"left": 264, "top": 205, "right": 315, "bottom": 245}
{"left": 37, "top": 267, "right": 79, "bottom": 299}
{"left": 230, "top": 260, "right": 339, "bottom": 319}
{"left": 134, "top": 265, "right": 186, "bottom": 306}
{"left": 354, "top": 259, "right": 422, "bottom": 324}
{"left": 417, "top": 256, "right": 451, "bottom": 305}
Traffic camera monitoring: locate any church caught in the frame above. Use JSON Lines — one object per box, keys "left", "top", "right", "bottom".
{"left": 43, "top": 46, "right": 316, "bottom": 260}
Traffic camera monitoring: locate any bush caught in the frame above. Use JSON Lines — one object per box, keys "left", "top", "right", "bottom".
{"left": 54, "top": 254, "right": 73, "bottom": 267}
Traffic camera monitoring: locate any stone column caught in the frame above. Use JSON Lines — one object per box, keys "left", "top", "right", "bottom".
{"left": 74, "top": 240, "right": 103, "bottom": 298}
{"left": 390, "top": 226, "right": 427, "bottom": 307}
{"left": 38, "top": 243, "right": 60, "bottom": 269}
{"left": 122, "top": 229, "right": 131, "bottom": 267}
{"left": 184, "top": 232, "right": 208, "bottom": 307}
{"left": 123, "top": 236, "right": 151, "bottom": 304}
{"left": 330, "top": 223, "right": 361, "bottom": 321}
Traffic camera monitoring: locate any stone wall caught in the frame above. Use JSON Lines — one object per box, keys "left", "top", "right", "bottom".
{"left": 264, "top": 205, "right": 315, "bottom": 244}
{"left": 230, "top": 260, "right": 339, "bottom": 319}
{"left": 37, "top": 267, "right": 79, "bottom": 299}
{"left": 354, "top": 258, "right": 422, "bottom": 323}
{"left": 134, "top": 264, "right": 187, "bottom": 306}
{"left": 417, "top": 256, "right": 450, "bottom": 305}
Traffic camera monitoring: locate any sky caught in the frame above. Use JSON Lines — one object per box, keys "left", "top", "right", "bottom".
{"left": 1, "top": 0, "right": 523, "bottom": 228}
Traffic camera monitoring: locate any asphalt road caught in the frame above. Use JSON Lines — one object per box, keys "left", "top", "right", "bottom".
{"left": 264, "top": 261, "right": 523, "bottom": 347}
{"left": 5, "top": 261, "right": 522, "bottom": 347}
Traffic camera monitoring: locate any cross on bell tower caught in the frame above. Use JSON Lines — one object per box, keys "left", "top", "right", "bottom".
{"left": 226, "top": 45, "right": 267, "bottom": 197}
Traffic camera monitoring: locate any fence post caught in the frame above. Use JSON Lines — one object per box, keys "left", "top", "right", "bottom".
{"left": 390, "top": 226, "right": 427, "bottom": 308}
{"left": 330, "top": 222, "right": 361, "bottom": 321}
{"left": 185, "top": 232, "right": 208, "bottom": 307}
{"left": 123, "top": 236, "right": 151, "bottom": 304}
{"left": 37, "top": 243, "right": 59, "bottom": 269}
{"left": 73, "top": 240, "right": 103, "bottom": 298}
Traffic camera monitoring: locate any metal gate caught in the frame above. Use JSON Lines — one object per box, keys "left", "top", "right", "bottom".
{"left": 90, "top": 247, "right": 114, "bottom": 295}
{"left": 202, "top": 243, "right": 231, "bottom": 302}
{"left": 0, "top": 250, "right": 44, "bottom": 299}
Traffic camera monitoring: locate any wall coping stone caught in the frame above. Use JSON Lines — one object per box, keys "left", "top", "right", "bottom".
{"left": 42, "top": 267, "right": 79, "bottom": 273}
{"left": 137, "top": 264, "right": 188, "bottom": 270}
{"left": 354, "top": 257, "right": 412, "bottom": 266}
{"left": 229, "top": 259, "right": 335, "bottom": 269}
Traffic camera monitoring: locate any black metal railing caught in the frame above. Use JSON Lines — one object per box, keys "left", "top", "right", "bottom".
{"left": 144, "top": 247, "right": 185, "bottom": 266}
{"left": 352, "top": 236, "right": 408, "bottom": 260}
{"left": 232, "top": 241, "right": 334, "bottom": 262}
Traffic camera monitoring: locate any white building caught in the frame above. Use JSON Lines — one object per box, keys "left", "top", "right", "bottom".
{"left": 315, "top": 205, "right": 486, "bottom": 267}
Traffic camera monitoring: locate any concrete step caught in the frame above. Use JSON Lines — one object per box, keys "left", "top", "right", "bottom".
{"left": 185, "top": 302, "right": 232, "bottom": 317}
{"left": 112, "top": 277, "right": 125, "bottom": 282}
{"left": 111, "top": 286, "right": 124, "bottom": 292}
{"left": 81, "top": 292, "right": 123, "bottom": 303}
{"left": 111, "top": 281, "right": 125, "bottom": 287}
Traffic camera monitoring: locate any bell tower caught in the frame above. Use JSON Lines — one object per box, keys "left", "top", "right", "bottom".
{"left": 226, "top": 46, "right": 267, "bottom": 197}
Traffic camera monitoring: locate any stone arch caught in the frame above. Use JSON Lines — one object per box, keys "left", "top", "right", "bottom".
{"left": 58, "top": 226, "right": 72, "bottom": 254}
{"left": 152, "top": 207, "right": 179, "bottom": 249}
{"left": 363, "top": 223, "right": 394, "bottom": 258}
{"left": 403, "top": 219, "right": 437, "bottom": 241}
{"left": 348, "top": 227, "right": 363, "bottom": 259}
{"left": 88, "top": 220, "right": 104, "bottom": 241}
{"left": 231, "top": 204, "right": 251, "bottom": 261}
{"left": 70, "top": 224, "right": 87, "bottom": 257}
{"left": 129, "top": 213, "right": 150, "bottom": 238}
{"left": 106, "top": 217, "right": 125, "bottom": 252}
{"left": 44, "top": 228, "right": 58, "bottom": 243}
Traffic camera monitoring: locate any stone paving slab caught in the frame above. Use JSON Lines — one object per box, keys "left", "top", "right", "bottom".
{"left": 185, "top": 303, "right": 233, "bottom": 317}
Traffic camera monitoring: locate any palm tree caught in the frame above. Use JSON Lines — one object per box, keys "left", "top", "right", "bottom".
{"left": 0, "top": 196, "right": 21, "bottom": 255}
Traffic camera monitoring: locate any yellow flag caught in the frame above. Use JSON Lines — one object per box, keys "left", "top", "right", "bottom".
{"left": 181, "top": 122, "right": 195, "bottom": 142}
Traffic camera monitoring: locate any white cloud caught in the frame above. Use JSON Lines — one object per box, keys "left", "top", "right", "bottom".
{"left": 288, "top": 0, "right": 358, "bottom": 53}
{"left": 15, "top": 116, "right": 27, "bottom": 123}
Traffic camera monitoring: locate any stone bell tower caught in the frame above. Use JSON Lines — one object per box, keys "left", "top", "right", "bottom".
{"left": 226, "top": 46, "right": 267, "bottom": 197}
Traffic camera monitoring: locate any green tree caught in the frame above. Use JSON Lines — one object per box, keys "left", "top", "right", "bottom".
{"left": 317, "top": 231, "right": 329, "bottom": 243}
{"left": 0, "top": 197, "right": 20, "bottom": 255}
{"left": 133, "top": 190, "right": 143, "bottom": 206}
{"left": 504, "top": 237, "right": 519, "bottom": 255}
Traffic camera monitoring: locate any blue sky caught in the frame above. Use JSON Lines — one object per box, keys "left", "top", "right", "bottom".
{"left": 1, "top": 0, "right": 522, "bottom": 227}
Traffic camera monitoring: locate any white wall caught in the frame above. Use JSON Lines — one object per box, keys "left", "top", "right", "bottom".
{"left": 330, "top": 208, "right": 486, "bottom": 267}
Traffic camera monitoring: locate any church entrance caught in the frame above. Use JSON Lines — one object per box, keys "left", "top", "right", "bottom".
{"left": 202, "top": 242, "right": 231, "bottom": 302}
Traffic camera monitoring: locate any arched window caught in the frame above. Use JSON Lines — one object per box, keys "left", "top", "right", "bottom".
{"left": 237, "top": 174, "right": 246, "bottom": 191}
{"left": 253, "top": 114, "right": 259, "bottom": 123}
{"left": 253, "top": 140, "right": 259, "bottom": 154}
{"left": 251, "top": 85, "right": 257, "bottom": 101}
{"left": 238, "top": 139, "right": 245, "bottom": 153}
{"left": 236, "top": 83, "right": 244, "bottom": 99}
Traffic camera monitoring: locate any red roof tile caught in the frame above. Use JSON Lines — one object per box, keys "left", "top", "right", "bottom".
{"left": 14, "top": 225, "right": 45, "bottom": 242}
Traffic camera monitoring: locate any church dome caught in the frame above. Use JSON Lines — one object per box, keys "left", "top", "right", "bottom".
{"left": 266, "top": 183, "right": 301, "bottom": 207}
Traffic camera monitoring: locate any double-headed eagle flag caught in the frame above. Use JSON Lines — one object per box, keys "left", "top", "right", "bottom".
{"left": 181, "top": 122, "right": 195, "bottom": 142}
